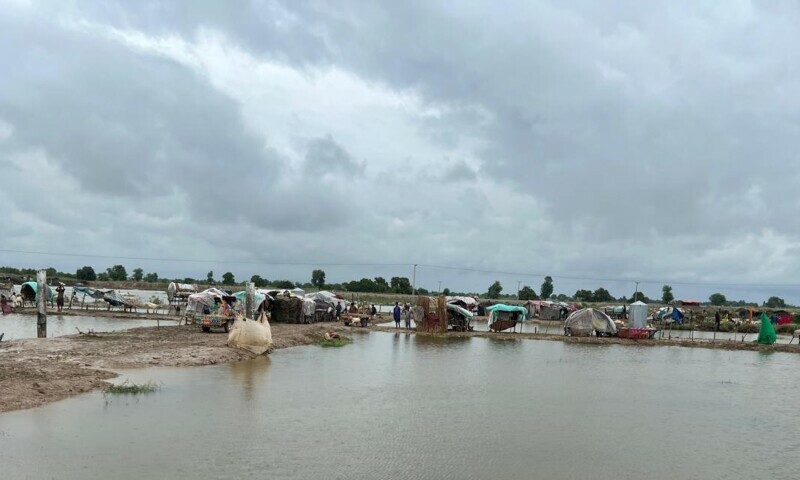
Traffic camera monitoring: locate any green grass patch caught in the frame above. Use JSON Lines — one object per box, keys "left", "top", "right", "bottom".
{"left": 104, "top": 381, "right": 159, "bottom": 395}
{"left": 319, "top": 336, "right": 352, "bottom": 348}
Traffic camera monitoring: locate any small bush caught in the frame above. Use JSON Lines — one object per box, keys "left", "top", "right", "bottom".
{"left": 104, "top": 381, "right": 159, "bottom": 395}
{"left": 319, "top": 336, "right": 352, "bottom": 348}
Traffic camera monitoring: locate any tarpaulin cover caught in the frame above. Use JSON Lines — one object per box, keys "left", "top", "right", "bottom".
{"left": 564, "top": 308, "right": 618, "bottom": 335}
{"left": 757, "top": 312, "right": 777, "bottom": 345}
{"left": 20, "top": 282, "right": 54, "bottom": 302}
{"left": 227, "top": 312, "right": 273, "bottom": 355}
{"left": 233, "top": 291, "right": 267, "bottom": 310}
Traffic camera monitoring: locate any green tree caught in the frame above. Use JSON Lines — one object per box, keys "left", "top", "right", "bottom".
{"left": 417, "top": 287, "right": 430, "bottom": 295}
{"left": 574, "top": 289, "right": 593, "bottom": 302}
{"left": 221, "top": 272, "right": 235, "bottom": 286}
{"left": 709, "top": 293, "right": 727, "bottom": 306}
{"left": 206, "top": 271, "right": 214, "bottom": 284}
{"left": 518, "top": 285, "right": 538, "bottom": 300}
{"left": 592, "top": 288, "right": 614, "bottom": 302}
{"left": 765, "top": 296, "right": 786, "bottom": 308}
{"left": 76, "top": 266, "right": 97, "bottom": 281}
{"left": 272, "top": 280, "right": 296, "bottom": 289}
{"left": 631, "top": 291, "right": 649, "bottom": 303}
{"left": 390, "top": 277, "right": 413, "bottom": 295}
{"left": 144, "top": 272, "right": 158, "bottom": 283}
{"left": 662, "top": 285, "right": 674, "bottom": 304}
{"left": 373, "top": 277, "right": 390, "bottom": 292}
{"left": 131, "top": 268, "right": 144, "bottom": 282}
{"left": 106, "top": 265, "right": 128, "bottom": 281}
{"left": 311, "top": 269, "right": 326, "bottom": 289}
{"left": 487, "top": 281, "right": 503, "bottom": 298}
{"left": 250, "top": 275, "right": 268, "bottom": 287}
{"left": 540, "top": 276, "right": 554, "bottom": 299}
{"left": 442, "top": 287, "right": 451, "bottom": 296}
{"left": 97, "top": 272, "right": 110, "bottom": 281}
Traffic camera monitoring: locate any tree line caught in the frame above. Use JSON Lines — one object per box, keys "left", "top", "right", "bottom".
{"left": 0, "top": 265, "right": 790, "bottom": 306}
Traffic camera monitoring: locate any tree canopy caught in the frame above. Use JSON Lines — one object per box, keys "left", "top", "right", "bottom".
{"left": 221, "top": 272, "right": 236, "bottom": 286}
{"left": 518, "top": 285, "right": 538, "bottom": 300}
{"left": 709, "top": 293, "right": 727, "bottom": 306}
{"left": 662, "top": 285, "right": 674, "bottom": 304}
{"left": 540, "top": 276, "right": 554, "bottom": 299}
{"left": 106, "top": 265, "right": 128, "bottom": 282}
{"left": 311, "top": 269, "right": 326, "bottom": 289}
{"left": 487, "top": 281, "right": 503, "bottom": 298}
{"left": 764, "top": 296, "right": 785, "bottom": 308}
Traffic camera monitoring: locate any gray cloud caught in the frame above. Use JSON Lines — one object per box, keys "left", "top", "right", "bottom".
{"left": 2, "top": 1, "right": 800, "bottom": 303}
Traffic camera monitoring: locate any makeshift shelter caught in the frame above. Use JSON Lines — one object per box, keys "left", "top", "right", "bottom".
{"left": 20, "top": 281, "right": 54, "bottom": 305}
{"left": 292, "top": 287, "right": 305, "bottom": 297}
{"left": 486, "top": 304, "right": 528, "bottom": 332}
{"left": 446, "top": 302, "right": 474, "bottom": 331}
{"left": 757, "top": 313, "right": 777, "bottom": 345}
{"left": 655, "top": 306, "right": 684, "bottom": 324}
{"left": 306, "top": 291, "right": 348, "bottom": 310}
{"left": 167, "top": 282, "right": 198, "bottom": 309}
{"left": 446, "top": 296, "right": 479, "bottom": 311}
{"left": 269, "top": 294, "right": 306, "bottom": 323}
{"left": 564, "top": 308, "right": 617, "bottom": 337}
{"left": 628, "top": 301, "right": 649, "bottom": 328}
{"left": 233, "top": 290, "right": 267, "bottom": 314}
{"left": 187, "top": 288, "right": 230, "bottom": 313}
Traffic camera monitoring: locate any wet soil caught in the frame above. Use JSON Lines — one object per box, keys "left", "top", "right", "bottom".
{"left": 0, "top": 322, "right": 347, "bottom": 413}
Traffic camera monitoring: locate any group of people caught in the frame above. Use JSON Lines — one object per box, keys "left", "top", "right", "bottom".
{"left": 392, "top": 302, "right": 412, "bottom": 329}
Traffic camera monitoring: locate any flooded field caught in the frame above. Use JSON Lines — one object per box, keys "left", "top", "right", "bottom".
{"left": 2, "top": 331, "right": 799, "bottom": 479}
{"left": 0, "top": 313, "right": 167, "bottom": 341}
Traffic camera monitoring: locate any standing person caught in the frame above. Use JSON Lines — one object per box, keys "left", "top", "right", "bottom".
{"left": 393, "top": 302, "right": 401, "bottom": 329}
{"left": 770, "top": 312, "right": 779, "bottom": 326}
{"left": 1, "top": 294, "right": 9, "bottom": 315}
{"left": 403, "top": 304, "right": 412, "bottom": 329}
{"left": 55, "top": 284, "right": 66, "bottom": 312}
{"left": 371, "top": 304, "right": 377, "bottom": 317}
{"left": 335, "top": 301, "right": 342, "bottom": 321}
{"left": 714, "top": 310, "right": 721, "bottom": 332}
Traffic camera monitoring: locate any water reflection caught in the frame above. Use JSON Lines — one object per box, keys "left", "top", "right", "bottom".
{"left": 2, "top": 332, "right": 800, "bottom": 480}
{"left": 228, "top": 356, "right": 271, "bottom": 404}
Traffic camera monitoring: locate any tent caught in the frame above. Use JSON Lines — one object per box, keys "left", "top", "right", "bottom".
{"left": 20, "top": 281, "right": 54, "bottom": 304}
{"left": 564, "top": 308, "right": 617, "bottom": 336}
{"left": 187, "top": 288, "right": 230, "bottom": 313}
{"left": 656, "top": 306, "right": 684, "bottom": 324}
{"left": 486, "top": 304, "right": 528, "bottom": 332}
{"left": 233, "top": 290, "right": 268, "bottom": 313}
{"left": 292, "top": 287, "right": 305, "bottom": 297}
{"left": 305, "top": 290, "right": 349, "bottom": 311}
{"left": 628, "top": 301, "right": 649, "bottom": 328}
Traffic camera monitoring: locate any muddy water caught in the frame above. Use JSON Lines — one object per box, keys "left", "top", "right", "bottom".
{"left": 0, "top": 313, "right": 167, "bottom": 340}
{"left": 2, "top": 333, "right": 800, "bottom": 479}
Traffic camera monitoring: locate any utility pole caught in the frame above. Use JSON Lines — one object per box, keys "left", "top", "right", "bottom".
{"left": 36, "top": 269, "right": 47, "bottom": 338}
{"left": 412, "top": 264, "right": 417, "bottom": 296}
{"left": 438, "top": 280, "right": 442, "bottom": 294}
{"left": 517, "top": 280, "right": 521, "bottom": 299}
{"left": 634, "top": 281, "right": 640, "bottom": 302}
{"left": 245, "top": 281, "right": 255, "bottom": 319}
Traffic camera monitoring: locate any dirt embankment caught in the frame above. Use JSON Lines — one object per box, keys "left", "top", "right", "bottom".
{"left": 0, "top": 323, "right": 344, "bottom": 413}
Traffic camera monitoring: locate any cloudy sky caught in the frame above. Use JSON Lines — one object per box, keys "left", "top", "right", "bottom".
{"left": 1, "top": 0, "right": 799, "bottom": 303}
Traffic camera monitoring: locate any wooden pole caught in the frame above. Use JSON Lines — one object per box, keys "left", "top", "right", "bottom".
{"left": 36, "top": 270, "right": 47, "bottom": 338}
{"left": 245, "top": 281, "right": 255, "bottom": 319}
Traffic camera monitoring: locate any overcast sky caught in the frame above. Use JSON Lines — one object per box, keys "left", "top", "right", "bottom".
{"left": 1, "top": 0, "right": 799, "bottom": 303}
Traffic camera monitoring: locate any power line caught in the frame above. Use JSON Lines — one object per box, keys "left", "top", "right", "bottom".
{"left": 0, "top": 249, "right": 410, "bottom": 267}
{"left": 1, "top": 248, "right": 798, "bottom": 289}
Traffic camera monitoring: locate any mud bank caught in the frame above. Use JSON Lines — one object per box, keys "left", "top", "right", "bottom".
{"left": 0, "top": 323, "right": 348, "bottom": 413}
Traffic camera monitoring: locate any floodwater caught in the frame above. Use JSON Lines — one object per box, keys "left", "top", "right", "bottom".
{"left": 2, "top": 333, "right": 800, "bottom": 480}
{"left": 0, "top": 313, "right": 170, "bottom": 341}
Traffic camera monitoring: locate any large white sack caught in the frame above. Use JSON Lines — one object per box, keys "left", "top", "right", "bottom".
{"left": 227, "top": 312, "right": 273, "bottom": 355}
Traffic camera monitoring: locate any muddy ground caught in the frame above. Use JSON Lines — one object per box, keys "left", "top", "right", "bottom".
{"left": 3, "top": 320, "right": 798, "bottom": 414}
{"left": 0, "top": 322, "right": 348, "bottom": 413}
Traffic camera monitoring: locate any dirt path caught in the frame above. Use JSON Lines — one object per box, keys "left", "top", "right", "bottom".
{"left": 0, "top": 323, "right": 345, "bottom": 413}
